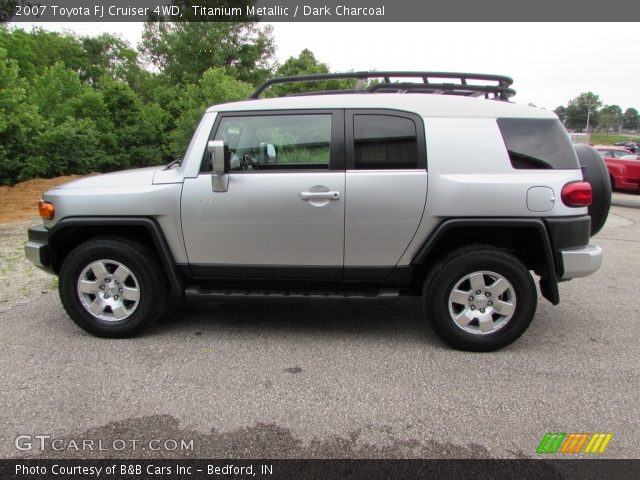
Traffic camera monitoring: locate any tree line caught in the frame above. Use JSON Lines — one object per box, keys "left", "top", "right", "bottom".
{"left": 0, "top": 22, "right": 343, "bottom": 185}
{"left": 2, "top": 22, "right": 638, "bottom": 186}
{"left": 554, "top": 92, "right": 639, "bottom": 133}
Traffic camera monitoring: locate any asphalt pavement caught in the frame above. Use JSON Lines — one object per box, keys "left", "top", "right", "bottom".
{"left": 1, "top": 205, "right": 639, "bottom": 460}
{"left": 611, "top": 191, "right": 640, "bottom": 209}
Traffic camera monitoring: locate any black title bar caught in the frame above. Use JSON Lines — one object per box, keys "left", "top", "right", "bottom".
{"left": 1, "top": 459, "right": 640, "bottom": 480}
{"left": 2, "top": 0, "right": 640, "bottom": 22}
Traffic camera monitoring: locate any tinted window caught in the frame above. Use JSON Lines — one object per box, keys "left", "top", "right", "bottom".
{"left": 354, "top": 115, "right": 418, "bottom": 169}
{"left": 497, "top": 118, "right": 579, "bottom": 170}
{"left": 207, "top": 114, "right": 331, "bottom": 172}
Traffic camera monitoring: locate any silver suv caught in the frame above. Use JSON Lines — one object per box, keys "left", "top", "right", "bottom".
{"left": 25, "top": 72, "right": 611, "bottom": 351}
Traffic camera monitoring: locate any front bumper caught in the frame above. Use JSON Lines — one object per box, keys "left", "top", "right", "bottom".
{"left": 560, "top": 245, "right": 602, "bottom": 279}
{"left": 25, "top": 225, "right": 53, "bottom": 274}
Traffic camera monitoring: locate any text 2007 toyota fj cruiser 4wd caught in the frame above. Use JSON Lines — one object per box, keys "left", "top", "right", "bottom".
{"left": 25, "top": 72, "right": 611, "bottom": 351}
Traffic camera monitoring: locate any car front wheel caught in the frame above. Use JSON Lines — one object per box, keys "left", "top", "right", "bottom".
{"left": 423, "top": 246, "right": 537, "bottom": 351}
{"left": 59, "top": 238, "right": 167, "bottom": 337}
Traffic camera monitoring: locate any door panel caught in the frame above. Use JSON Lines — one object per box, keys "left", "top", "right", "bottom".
{"left": 345, "top": 171, "right": 427, "bottom": 270}
{"left": 343, "top": 110, "right": 428, "bottom": 276}
{"left": 182, "top": 172, "right": 345, "bottom": 269}
{"left": 181, "top": 110, "right": 346, "bottom": 275}
{"left": 622, "top": 158, "right": 640, "bottom": 187}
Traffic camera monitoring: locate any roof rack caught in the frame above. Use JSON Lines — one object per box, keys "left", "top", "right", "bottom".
{"left": 250, "top": 71, "right": 515, "bottom": 101}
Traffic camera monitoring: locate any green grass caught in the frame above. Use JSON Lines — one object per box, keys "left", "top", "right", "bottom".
{"left": 277, "top": 145, "right": 329, "bottom": 164}
{"left": 589, "top": 133, "right": 640, "bottom": 145}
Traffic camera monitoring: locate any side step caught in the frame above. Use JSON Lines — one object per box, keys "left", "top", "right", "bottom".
{"left": 185, "top": 286, "right": 400, "bottom": 300}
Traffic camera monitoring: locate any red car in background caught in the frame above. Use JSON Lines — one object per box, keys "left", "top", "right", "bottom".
{"left": 595, "top": 146, "right": 640, "bottom": 192}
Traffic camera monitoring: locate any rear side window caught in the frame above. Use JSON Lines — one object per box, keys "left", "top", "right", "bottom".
{"left": 354, "top": 114, "right": 418, "bottom": 169}
{"left": 497, "top": 118, "right": 579, "bottom": 170}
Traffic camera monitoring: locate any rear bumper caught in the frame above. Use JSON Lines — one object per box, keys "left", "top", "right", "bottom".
{"left": 24, "top": 225, "right": 53, "bottom": 274}
{"left": 560, "top": 245, "right": 603, "bottom": 279}
{"left": 545, "top": 215, "right": 602, "bottom": 280}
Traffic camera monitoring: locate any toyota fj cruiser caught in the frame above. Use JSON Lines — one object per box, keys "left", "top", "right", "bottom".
{"left": 25, "top": 72, "right": 611, "bottom": 351}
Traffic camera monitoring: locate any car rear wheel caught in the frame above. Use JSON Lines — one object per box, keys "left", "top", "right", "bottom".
{"left": 59, "top": 237, "right": 167, "bottom": 337}
{"left": 423, "top": 246, "right": 537, "bottom": 351}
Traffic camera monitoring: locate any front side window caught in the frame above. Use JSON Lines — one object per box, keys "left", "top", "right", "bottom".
{"left": 211, "top": 114, "right": 332, "bottom": 172}
{"left": 353, "top": 114, "right": 418, "bottom": 169}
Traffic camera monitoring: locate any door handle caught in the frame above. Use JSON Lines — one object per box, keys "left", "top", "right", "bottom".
{"left": 300, "top": 191, "right": 340, "bottom": 201}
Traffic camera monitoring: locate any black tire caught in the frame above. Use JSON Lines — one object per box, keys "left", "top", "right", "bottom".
{"left": 423, "top": 246, "right": 537, "bottom": 352}
{"left": 574, "top": 144, "right": 611, "bottom": 236}
{"left": 59, "top": 237, "right": 167, "bottom": 338}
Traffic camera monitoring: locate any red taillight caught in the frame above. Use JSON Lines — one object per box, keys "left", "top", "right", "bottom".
{"left": 561, "top": 182, "right": 592, "bottom": 207}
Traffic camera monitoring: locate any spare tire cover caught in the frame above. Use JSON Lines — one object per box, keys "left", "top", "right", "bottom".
{"left": 574, "top": 144, "right": 611, "bottom": 236}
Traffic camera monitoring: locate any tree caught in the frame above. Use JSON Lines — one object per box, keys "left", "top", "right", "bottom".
{"left": 0, "top": 28, "right": 180, "bottom": 182}
{"left": 622, "top": 108, "right": 639, "bottom": 130}
{"left": 0, "top": 0, "right": 30, "bottom": 22}
{"left": 0, "top": 47, "right": 44, "bottom": 184}
{"left": 80, "top": 34, "right": 142, "bottom": 86}
{"left": 600, "top": 104, "right": 622, "bottom": 117}
{"left": 0, "top": 27, "right": 88, "bottom": 80}
{"left": 276, "top": 49, "right": 330, "bottom": 77}
{"left": 31, "top": 61, "right": 87, "bottom": 124}
{"left": 564, "top": 92, "right": 602, "bottom": 131}
{"left": 26, "top": 117, "right": 105, "bottom": 179}
{"left": 171, "top": 67, "right": 252, "bottom": 155}
{"left": 0, "top": 27, "right": 150, "bottom": 90}
{"left": 268, "top": 49, "right": 352, "bottom": 97}
{"left": 597, "top": 105, "right": 622, "bottom": 132}
{"left": 554, "top": 105, "right": 566, "bottom": 123}
{"left": 140, "top": 22, "right": 275, "bottom": 86}
{"left": 100, "top": 78, "right": 170, "bottom": 169}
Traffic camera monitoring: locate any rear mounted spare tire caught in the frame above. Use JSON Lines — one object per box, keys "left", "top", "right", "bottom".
{"left": 574, "top": 144, "right": 611, "bottom": 236}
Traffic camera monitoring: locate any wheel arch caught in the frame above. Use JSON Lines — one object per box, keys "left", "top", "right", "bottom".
{"left": 49, "top": 217, "right": 183, "bottom": 296}
{"left": 411, "top": 218, "right": 559, "bottom": 305}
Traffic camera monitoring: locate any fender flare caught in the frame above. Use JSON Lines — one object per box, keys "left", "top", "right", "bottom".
{"left": 411, "top": 218, "right": 560, "bottom": 305}
{"left": 49, "top": 217, "right": 183, "bottom": 296}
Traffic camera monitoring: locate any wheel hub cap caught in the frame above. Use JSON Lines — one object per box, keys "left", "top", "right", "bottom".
{"left": 448, "top": 271, "right": 516, "bottom": 335}
{"left": 473, "top": 294, "right": 488, "bottom": 309}
{"left": 77, "top": 259, "right": 140, "bottom": 322}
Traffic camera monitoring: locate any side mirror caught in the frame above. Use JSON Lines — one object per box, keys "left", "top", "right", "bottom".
{"left": 260, "top": 142, "right": 276, "bottom": 163}
{"left": 267, "top": 143, "right": 276, "bottom": 162}
{"left": 208, "top": 140, "right": 229, "bottom": 192}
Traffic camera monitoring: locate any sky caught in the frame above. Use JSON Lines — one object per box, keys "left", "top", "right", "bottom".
{"left": 12, "top": 22, "right": 640, "bottom": 111}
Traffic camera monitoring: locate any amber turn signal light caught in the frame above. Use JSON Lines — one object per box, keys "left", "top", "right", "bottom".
{"left": 38, "top": 200, "right": 55, "bottom": 220}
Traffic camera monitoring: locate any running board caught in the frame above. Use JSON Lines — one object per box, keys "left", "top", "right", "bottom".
{"left": 185, "top": 286, "right": 400, "bottom": 300}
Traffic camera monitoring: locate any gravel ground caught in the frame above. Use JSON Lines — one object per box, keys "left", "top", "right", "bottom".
{"left": 0, "top": 221, "right": 57, "bottom": 314}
